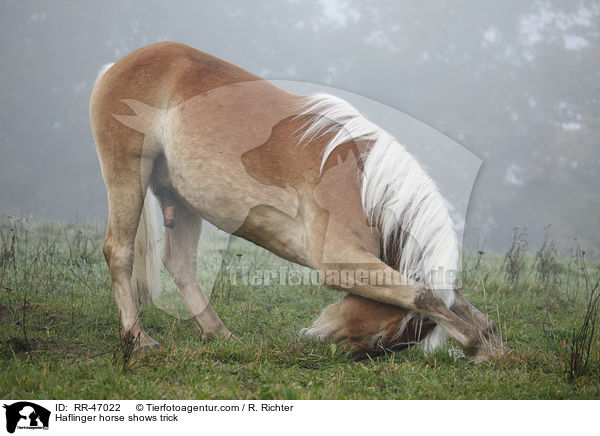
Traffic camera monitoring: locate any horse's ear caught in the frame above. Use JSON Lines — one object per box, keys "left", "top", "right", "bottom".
{"left": 2, "top": 404, "right": 6, "bottom": 408}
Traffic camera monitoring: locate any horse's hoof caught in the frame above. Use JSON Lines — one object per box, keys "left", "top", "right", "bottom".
{"left": 470, "top": 343, "right": 510, "bottom": 364}
{"left": 202, "top": 328, "right": 235, "bottom": 342}
{"left": 133, "top": 338, "right": 161, "bottom": 353}
{"left": 471, "top": 352, "right": 490, "bottom": 364}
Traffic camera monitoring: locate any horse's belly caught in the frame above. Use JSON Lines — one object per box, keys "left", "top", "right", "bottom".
{"left": 159, "top": 79, "right": 311, "bottom": 262}
{"left": 167, "top": 145, "right": 297, "bottom": 232}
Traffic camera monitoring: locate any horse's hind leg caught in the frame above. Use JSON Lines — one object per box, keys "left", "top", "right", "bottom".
{"left": 160, "top": 197, "right": 231, "bottom": 340}
{"left": 102, "top": 156, "right": 159, "bottom": 350}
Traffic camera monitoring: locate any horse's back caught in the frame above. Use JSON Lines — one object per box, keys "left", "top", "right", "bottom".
{"left": 90, "top": 42, "right": 294, "bottom": 183}
{"left": 90, "top": 42, "right": 365, "bottom": 267}
{"left": 92, "top": 41, "right": 262, "bottom": 110}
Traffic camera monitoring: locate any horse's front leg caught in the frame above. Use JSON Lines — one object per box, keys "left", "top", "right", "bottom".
{"left": 313, "top": 249, "right": 502, "bottom": 361}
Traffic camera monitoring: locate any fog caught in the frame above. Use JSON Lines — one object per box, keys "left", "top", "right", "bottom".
{"left": 1, "top": 0, "right": 599, "bottom": 253}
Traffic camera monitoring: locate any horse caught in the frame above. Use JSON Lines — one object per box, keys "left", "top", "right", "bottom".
{"left": 90, "top": 41, "right": 501, "bottom": 361}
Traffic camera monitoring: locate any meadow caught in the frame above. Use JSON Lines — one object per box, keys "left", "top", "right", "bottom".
{"left": 1, "top": 218, "right": 598, "bottom": 399}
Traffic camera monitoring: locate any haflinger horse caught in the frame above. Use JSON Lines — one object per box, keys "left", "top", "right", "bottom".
{"left": 90, "top": 41, "right": 501, "bottom": 362}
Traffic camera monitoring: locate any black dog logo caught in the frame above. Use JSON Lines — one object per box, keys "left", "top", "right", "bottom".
{"left": 3, "top": 402, "right": 50, "bottom": 433}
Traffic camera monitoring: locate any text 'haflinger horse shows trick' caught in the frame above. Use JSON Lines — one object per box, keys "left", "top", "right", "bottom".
{"left": 90, "top": 42, "right": 502, "bottom": 361}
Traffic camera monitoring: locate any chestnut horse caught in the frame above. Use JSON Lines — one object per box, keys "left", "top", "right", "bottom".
{"left": 90, "top": 42, "right": 501, "bottom": 360}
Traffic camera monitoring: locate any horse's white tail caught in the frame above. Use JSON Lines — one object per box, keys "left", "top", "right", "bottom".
{"left": 131, "top": 190, "right": 162, "bottom": 308}
{"left": 95, "top": 62, "right": 114, "bottom": 86}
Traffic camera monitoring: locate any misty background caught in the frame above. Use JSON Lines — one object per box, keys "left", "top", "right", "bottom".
{"left": 1, "top": 0, "right": 598, "bottom": 254}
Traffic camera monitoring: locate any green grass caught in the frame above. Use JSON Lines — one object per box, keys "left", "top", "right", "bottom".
{"left": 0, "top": 218, "right": 599, "bottom": 399}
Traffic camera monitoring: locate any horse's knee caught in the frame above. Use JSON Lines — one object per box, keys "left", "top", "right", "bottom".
{"left": 414, "top": 285, "right": 448, "bottom": 315}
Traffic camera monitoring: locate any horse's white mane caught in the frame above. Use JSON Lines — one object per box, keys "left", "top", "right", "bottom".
{"left": 299, "top": 93, "right": 458, "bottom": 311}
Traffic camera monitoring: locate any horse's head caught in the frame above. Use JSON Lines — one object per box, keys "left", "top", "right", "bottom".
{"left": 300, "top": 294, "right": 436, "bottom": 357}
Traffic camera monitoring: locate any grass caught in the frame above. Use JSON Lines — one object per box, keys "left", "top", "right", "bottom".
{"left": 0, "top": 217, "right": 599, "bottom": 399}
